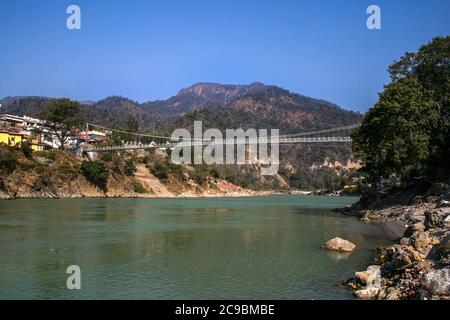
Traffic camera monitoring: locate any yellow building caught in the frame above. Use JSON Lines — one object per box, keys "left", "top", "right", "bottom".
{"left": 0, "top": 131, "right": 23, "bottom": 146}
{"left": 30, "top": 138, "right": 44, "bottom": 151}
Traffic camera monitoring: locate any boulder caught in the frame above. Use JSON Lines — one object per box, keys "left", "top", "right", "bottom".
{"left": 355, "top": 265, "right": 381, "bottom": 286}
{"left": 403, "top": 223, "right": 425, "bottom": 238}
{"left": 438, "top": 234, "right": 450, "bottom": 255}
{"left": 355, "top": 286, "right": 380, "bottom": 299}
{"left": 412, "top": 232, "right": 431, "bottom": 252}
{"left": 384, "top": 287, "right": 401, "bottom": 300}
{"left": 354, "top": 265, "right": 381, "bottom": 299}
{"left": 400, "top": 237, "right": 411, "bottom": 245}
{"left": 437, "top": 200, "right": 450, "bottom": 208}
{"left": 424, "top": 210, "right": 441, "bottom": 229}
{"left": 409, "top": 248, "right": 425, "bottom": 262}
{"left": 427, "top": 183, "right": 448, "bottom": 197}
{"left": 420, "top": 268, "right": 450, "bottom": 296}
{"left": 321, "top": 237, "right": 356, "bottom": 252}
{"left": 443, "top": 215, "right": 450, "bottom": 228}
{"left": 391, "top": 250, "right": 412, "bottom": 270}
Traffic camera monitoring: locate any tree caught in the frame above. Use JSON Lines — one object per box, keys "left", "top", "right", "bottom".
{"left": 388, "top": 36, "right": 450, "bottom": 177}
{"left": 20, "top": 140, "right": 33, "bottom": 159}
{"left": 126, "top": 115, "right": 139, "bottom": 133}
{"left": 41, "top": 99, "right": 85, "bottom": 150}
{"left": 80, "top": 160, "right": 108, "bottom": 191}
{"left": 352, "top": 36, "right": 449, "bottom": 183}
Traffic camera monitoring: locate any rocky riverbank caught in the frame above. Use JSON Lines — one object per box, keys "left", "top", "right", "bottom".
{"left": 338, "top": 183, "right": 450, "bottom": 300}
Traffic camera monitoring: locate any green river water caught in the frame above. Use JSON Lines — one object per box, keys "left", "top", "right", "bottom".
{"left": 0, "top": 195, "right": 392, "bottom": 299}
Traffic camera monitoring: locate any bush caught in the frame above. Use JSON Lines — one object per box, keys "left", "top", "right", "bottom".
{"left": 191, "top": 166, "right": 209, "bottom": 185}
{"left": 80, "top": 160, "right": 108, "bottom": 191}
{"left": 133, "top": 180, "right": 147, "bottom": 194}
{"left": 58, "top": 162, "right": 79, "bottom": 179}
{"left": 0, "top": 149, "right": 19, "bottom": 174}
{"left": 151, "top": 162, "right": 169, "bottom": 180}
{"left": 0, "top": 178, "right": 6, "bottom": 191}
{"left": 20, "top": 141, "right": 33, "bottom": 159}
{"left": 124, "top": 159, "right": 137, "bottom": 176}
{"left": 99, "top": 152, "right": 114, "bottom": 162}
{"left": 168, "top": 163, "right": 185, "bottom": 181}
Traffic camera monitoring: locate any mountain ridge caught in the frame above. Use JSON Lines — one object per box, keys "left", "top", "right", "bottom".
{"left": 0, "top": 82, "right": 361, "bottom": 132}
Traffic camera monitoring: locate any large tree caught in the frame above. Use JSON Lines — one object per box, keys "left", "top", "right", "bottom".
{"left": 41, "top": 99, "right": 85, "bottom": 150}
{"left": 352, "top": 36, "right": 449, "bottom": 183}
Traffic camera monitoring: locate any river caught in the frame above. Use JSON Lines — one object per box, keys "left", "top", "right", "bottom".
{"left": 0, "top": 195, "right": 392, "bottom": 299}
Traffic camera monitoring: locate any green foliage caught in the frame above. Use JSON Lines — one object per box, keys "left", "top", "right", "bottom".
{"left": 352, "top": 36, "right": 449, "bottom": 184}
{"left": 80, "top": 160, "right": 108, "bottom": 191}
{"left": 132, "top": 180, "right": 147, "bottom": 194}
{"left": 0, "top": 147, "right": 19, "bottom": 174}
{"left": 58, "top": 162, "right": 79, "bottom": 179}
{"left": 20, "top": 141, "right": 33, "bottom": 159}
{"left": 167, "top": 163, "right": 185, "bottom": 181}
{"left": 151, "top": 162, "right": 169, "bottom": 180}
{"left": 126, "top": 115, "right": 139, "bottom": 133}
{"left": 41, "top": 99, "right": 85, "bottom": 150}
{"left": 124, "top": 159, "right": 137, "bottom": 176}
{"left": 191, "top": 165, "right": 209, "bottom": 185}
{"left": 99, "top": 151, "right": 114, "bottom": 162}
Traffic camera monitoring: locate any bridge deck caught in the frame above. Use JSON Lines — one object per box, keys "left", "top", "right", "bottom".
{"left": 81, "top": 136, "right": 352, "bottom": 152}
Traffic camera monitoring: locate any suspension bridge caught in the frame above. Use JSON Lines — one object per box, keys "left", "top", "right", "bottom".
{"left": 77, "top": 123, "right": 360, "bottom": 155}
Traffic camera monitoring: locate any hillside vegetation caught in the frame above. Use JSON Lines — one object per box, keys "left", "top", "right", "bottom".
{"left": 1, "top": 82, "right": 362, "bottom": 192}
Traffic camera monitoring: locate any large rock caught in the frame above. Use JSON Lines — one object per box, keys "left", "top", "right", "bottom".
{"left": 424, "top": 210, "right": 441, "bottom": 229}
{"left": 321, "top": 237, "right": 356, "bottom": 252}
{"left": 420, "top": 268, "right": 450, "bottom": 296}
{"left": 384, "top": 287, "right": 401, "bottom": 300}
{"left": 427, "top": 183, "right": 448, "bottom": 197}
{"left": 403, "top": 223, "right": 425, "bottom": 238}
{"left": 437, "top": 200, "right": 450, "bottom": 208}
{"left": 438, "top": 234, "right": 450, "bottom": 255}
{"left": 355, "top": 265, "right": 381, "bottom": 286}
{"left": 443, "top": 215, "right": 450, "bottom": 228}
{"left": 412, "top": 231, "right": 431, "bottom": 252}
{"left": 354, "top": 265, "right": 381, "bottom": 299}
{"left": 355, "top": 286, "right": 380, "bottom": 299}
{"left": 391, "top": 250, "right": 412, "bottom": 270}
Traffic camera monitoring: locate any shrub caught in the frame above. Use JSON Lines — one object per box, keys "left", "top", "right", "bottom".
{"left": 168, "top": 163, "right": 185, "bottom": 181}
{"left": 58, "top": 162, "right": 78, "bottom": 179}
{"left": 151, "top": 162, "right": 169, "bottom": 180}
{"left": 20, "top": 141, "right": 33, "bottom": 159}
{"left": 133, "top": 180, "right": 147, "bottom": 194}
{"left": 0, "top": 178, "right": 6, "bottom": 191}
{"left": 0, "top": 149, "right": 19, "bottom": 174}
{"left": 80, "top": 160, "right": 108, "bottom": 191}
{"left": 209, "top": 167, "right": 220, "bottom": 179}
{"left": 191, "top": 166, "right": 208, "bottom": 185}
{"left": 99, "top": 152, "right": 114, "bottom": 162}
{"left": 124, "top": 159, "right": 137, "bottom": 176}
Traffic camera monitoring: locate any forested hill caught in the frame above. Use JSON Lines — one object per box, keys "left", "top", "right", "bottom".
{"left": 0, "top": 83, "right": 363, "bottom": 191}
{"left": 0, "top": 82, "right": 361, "bottom": 133}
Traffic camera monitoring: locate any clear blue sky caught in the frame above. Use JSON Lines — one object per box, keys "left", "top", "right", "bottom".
{"left": 0, "top": 0, "right": 449, "bottom": 111}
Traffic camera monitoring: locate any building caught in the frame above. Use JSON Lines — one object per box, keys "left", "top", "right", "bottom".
{"left": 0, "top": 130, "right": 23, "bottom": 146}
{"left": 0, "top": 114, "right": 45, "bottom": 130}
{"left": 29, "top": 137, "right": 45, "bottom": 151}
{"left": 79, "top": 130, "right": 107, "bottom": 143}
